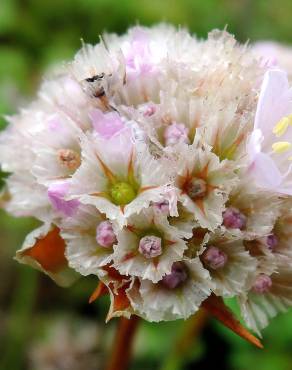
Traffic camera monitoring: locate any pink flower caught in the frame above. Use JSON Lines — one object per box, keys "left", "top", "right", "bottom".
{"left": 247, "top": 69, "right": 292, "bottom": 194}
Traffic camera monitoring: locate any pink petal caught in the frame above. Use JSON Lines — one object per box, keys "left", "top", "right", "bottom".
{"left": 48, "top": 181, "right": 79, "bottom": 216}
{"left": 255, "top": 69, "right": 292, "bottom": 135}
{"left": 89, "top": 109, "right": 124, "bottom": 139}
{"left": 249, "top": 152, "right": 282, "bottom": 189}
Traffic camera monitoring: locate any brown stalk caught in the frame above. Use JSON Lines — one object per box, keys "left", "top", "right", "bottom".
{"left": 105, "top": 316, "right": 140, "bottom": 370}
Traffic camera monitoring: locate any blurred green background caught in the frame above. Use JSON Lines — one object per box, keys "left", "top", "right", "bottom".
{"left": 1, "top": 1, "right": 292, "bottom": 369}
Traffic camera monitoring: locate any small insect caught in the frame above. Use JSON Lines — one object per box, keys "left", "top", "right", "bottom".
{"left": 83, "top": 72, "right": 106, "bottom": 98}
{"left": 82, "top": 72, "right": 118, "bottom": 112}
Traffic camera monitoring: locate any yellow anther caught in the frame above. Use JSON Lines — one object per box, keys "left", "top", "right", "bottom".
{"left": 272, "top": 141, "right": 292, "bottom": 154}
{"left": 273, "top": 115, "right": 292, "bottom": 137}
{"left": 273, "top": 117, "right": 290, "bottom": 137}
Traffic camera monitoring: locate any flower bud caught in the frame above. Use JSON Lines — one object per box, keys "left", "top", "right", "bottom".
{"left": 202, "top": 246, "right": 228, "bottom": 270}
{"left": 96, "top": 221, "right": 117, "bottom": 248}
{"left": 161, "top": 262, "right": 188, "bottom": 289}
{"left": 223, "top": 207, "right": 247, "bottom": 230}
{"left": 252, "top": 273, "right": 272, "bottom": 294}
{"left": 139, "top": 235, "right": 162, "bottom": 258}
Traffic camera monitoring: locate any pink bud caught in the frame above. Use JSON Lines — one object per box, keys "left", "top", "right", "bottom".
{"left": 138, "top": 235, "right": 162, "bottom": 259}
{"left": 223, "top": 207, "right": 247, "bottom": 230}
{"left": 202, "top": 246, "right": 228, "bottom": 270}
{"left": 161, "top": 262, "right": 188, "bottom": 289}
{"left": 164, "top": 123, "right": 189, "bottom": 146}
{"left": 96, "top": 221, "right": 117, "bottom": 248}
{"left": 252, "top": 274, "right": 272, "bottom": 294}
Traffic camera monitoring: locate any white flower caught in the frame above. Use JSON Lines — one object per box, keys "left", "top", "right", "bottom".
{"left": 112, "top": 207, "right": 187, "bottom": 282}
{"left": 68, "top": 128, "right": 173, "bottom": 226}
{"left": 127, "top": 258, "right": 212, "bottom": 321}
{"left": 239, "top": 262, "right": 292, "bottom": 336}
{"left": 220, "top": 186, "right": 281, "bottom": 240}
{"left": 61, "top": 204, "right": 116, "bottom": 276}
{"left": 200, "top": 232, "right": 257, "bottom": 297}
{"left": 173, "top": 143, "right": 237, "bottom": 231}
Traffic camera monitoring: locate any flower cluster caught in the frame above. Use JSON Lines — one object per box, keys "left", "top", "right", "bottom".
{"left": 1, "top": 25, "right": 292, "bottom": 337}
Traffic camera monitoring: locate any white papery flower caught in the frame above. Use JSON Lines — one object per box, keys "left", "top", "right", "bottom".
{"left": 127, "top": 258, "right": 212, "bottom": 321}
{"left": 239, "top": 262, "right": 292, "bottom": 336}
{"left": 221, "top": 186, "right": 281, "bottom": 240}
{"left": 68, "top": 127, "right": 173, "bottom": 227}
{"left": 112, "top": 207, "right": 187, "bottom": 282}
{"left": 61, "top": 204, "right": 116, "bottom": 276}
{"left": 200, "top": 232, "right": 258, "bottom": 297}
{"left": 172, "top": 143, "right": 237, "bottom": 231}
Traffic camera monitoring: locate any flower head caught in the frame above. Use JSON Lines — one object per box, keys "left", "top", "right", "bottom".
{"left": 1, "top": 25, "right": 291, "bottom": 337}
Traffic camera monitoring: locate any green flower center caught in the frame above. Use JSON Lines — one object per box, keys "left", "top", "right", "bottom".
{"left": 110, "top": 181, "right": 137, "bottom": 205}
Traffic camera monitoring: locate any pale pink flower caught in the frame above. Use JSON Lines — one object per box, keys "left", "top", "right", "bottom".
{"left": 247, "top": 69, "right": 292, "bottom": 194}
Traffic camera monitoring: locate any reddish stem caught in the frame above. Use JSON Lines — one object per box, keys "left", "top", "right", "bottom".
{"left": 106, "top": 316, "right": 140, "bottom": 370}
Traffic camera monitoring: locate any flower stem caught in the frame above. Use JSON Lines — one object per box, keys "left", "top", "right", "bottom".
{"left": 106, "top": 315, "right": 140, "bottom": 370}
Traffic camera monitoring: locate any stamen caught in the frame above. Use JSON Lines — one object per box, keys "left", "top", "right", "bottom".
{"left": 161, "top": 262, "right": 188, "bottom": 289}
{"left": 223, "top": 207, "right": 247, "bottom": 230}
{"left": 202, "top": 246, "right": 228, "bottom": 270}
{"left": 138, "top": 235, "right": 162, "bottom": 258}
{"left": 273, "top": 117, "right": 290, "bottom": 137}
{"left": 96, "top": 221, "right": 117, "bottom": 248}
{"left": 273, "top": 115, "right": 292, "bottom": 137}
{"left": 185, "top": 178, "right": 207, "bottom": 200}
{"left": 164, "top": 123, "right": 189, "bottom": 146}
{"left": 252, "top": 273, "right": 272, "bottom": 294}
{"left": 272, "top": 141, "right": 292, "bottom": 154}
{"left": 57, "top": 149, "right": 81, "bottom": 170}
